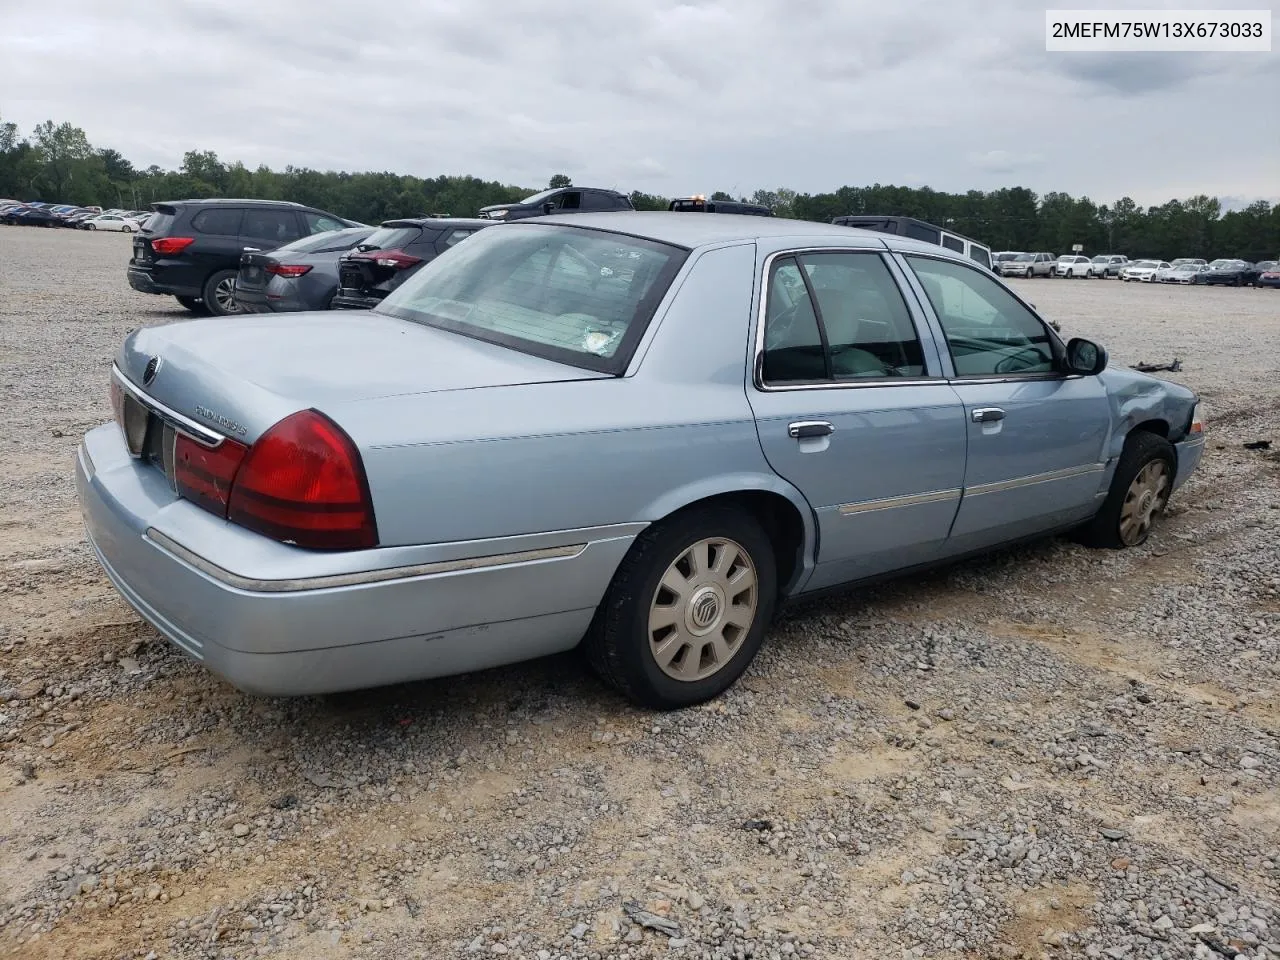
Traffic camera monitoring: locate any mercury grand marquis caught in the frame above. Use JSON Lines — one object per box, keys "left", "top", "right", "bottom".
{"left": 78, "top": 213, "right": 1205, "bottom": 709}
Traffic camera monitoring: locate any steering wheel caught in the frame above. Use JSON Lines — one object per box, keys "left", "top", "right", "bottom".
{"left": 994, "top": 346, "right": 1047, "bottom": 375}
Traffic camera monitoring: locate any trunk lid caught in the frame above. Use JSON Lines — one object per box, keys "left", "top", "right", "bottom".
{"left": 237, "top": 251, "right": 274, "bottom": 293}
{"left": 116, "top": 311, "right": 608, "bottom": 444}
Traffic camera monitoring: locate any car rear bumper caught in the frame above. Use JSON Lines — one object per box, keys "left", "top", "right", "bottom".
{"left": 331, "top": 290, "right": 385, "bottom": 310}
{"left": 127, "top": 264, "right": 202, "bottom": 298}
{"left": 77, "top": 424, "right": 635, "bottom": 696}
{"left": 1172, "top": 434, "right": 1205, "bottom": 493}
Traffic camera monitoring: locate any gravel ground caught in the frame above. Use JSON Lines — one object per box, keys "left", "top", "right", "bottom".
{"left": 0, "top": 226, "right": 1277, "bottom": 960}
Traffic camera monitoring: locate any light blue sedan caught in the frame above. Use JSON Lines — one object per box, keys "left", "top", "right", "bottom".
{"left": 78, "top": 213, "right": 1205, "bottom": 709}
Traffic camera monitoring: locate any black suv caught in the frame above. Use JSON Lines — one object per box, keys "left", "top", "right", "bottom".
{"left": 669, "top": 196, "right": 774, "bottom": 216}
{"left": 477, "top": 186, "right": 633, "bottom": 221}
{"left": 331, "top": 218, "right": 492, "bottom": 310}
{"left": 127, "top": 199, "right": 363, "bottom": 315}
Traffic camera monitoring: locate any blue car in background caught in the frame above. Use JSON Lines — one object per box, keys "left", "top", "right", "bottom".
{"left": 78, "top": 213, "right": 1204, "bottom": 709}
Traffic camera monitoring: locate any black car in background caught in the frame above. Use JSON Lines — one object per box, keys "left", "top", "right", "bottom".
{"left": 235, "top": 226, "right": 375, "bottom": 313}
{"left": 478, "top": 186, "right": 634, "bottom": 221}
{"left": 1199, "top": 259, "right": 1260, "bottom": 286}
{"left": 331, "top": 218, "right": 492, "bottom": 310}
{"left": 127, "top": 198, "right": 363, "bottom": 315}
{"left": 3, "top": 205, "right": 59, "bottom": 227}
{"left": 668, "top": 195, "right": 774, "bottom": 216}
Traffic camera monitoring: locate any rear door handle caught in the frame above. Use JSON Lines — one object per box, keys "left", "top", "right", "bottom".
{"left": 972, "top": 407, "right": 1006, "bottom": 423}
{"left": 788, "top": 420, "right": 834, "bottom": 439}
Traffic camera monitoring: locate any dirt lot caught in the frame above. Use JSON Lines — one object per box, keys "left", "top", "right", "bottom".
{"left": 1, "top": 226, "right": 1277, "bottom": 960}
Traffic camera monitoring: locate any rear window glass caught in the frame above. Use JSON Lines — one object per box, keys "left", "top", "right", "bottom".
{"left": 358, "top": 226, "right": 422, "bottom": 251}
{"left": 969, "top": 247, "right": 991, "bottom": 269}
{"left": 273, "top": 228, "right": 372, "bottom": 256}
{"left": 376, "top": 224, "right": 688, "bottom": 374}
{"left": 142, "top": 210, "right": 175, "bottom": 234}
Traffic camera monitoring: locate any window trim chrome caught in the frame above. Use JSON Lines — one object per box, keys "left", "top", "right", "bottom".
{"left": 112, "top": 364, "right": 226, "bottom": 448}
{"left": 751, "top": 247, "right": 946, "bottom": 394}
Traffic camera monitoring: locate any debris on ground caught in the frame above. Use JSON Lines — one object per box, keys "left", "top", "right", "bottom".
{"left": 1243, "top": 439, "right": 1271, "bottom": 450}
{"left": 1131, "top": 358, "right": 1183, "bottom": 372}
{"left": 622, "top": 900, "right": 682, "bottom": 937}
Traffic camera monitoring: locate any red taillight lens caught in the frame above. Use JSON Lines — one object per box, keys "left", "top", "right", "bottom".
{"left": 175, "top": 433, "right": 248, "bottom": 517}
{"left": 266, "top": 263, "right": 312, "bottom": 278}
{"left": 226, "top": 410, "right": 377, "bottom": 551}
{"left": 151, "top": 236, "right": 195, "bottom": 256}
{"left": 370, "top": 250, "right": 421, "bottom": 270}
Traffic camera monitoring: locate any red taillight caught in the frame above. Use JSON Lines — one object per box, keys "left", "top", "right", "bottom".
{"left": 151, "top": 236, "right": 195, "bottom": 256}
{"left": 226, "top": 410, "right": 377, "bottom": 551}
{"left": 368, "top": 250, "right": 421, "bottom": 270}
{"left": 175, "top": 433, "right": 248, "bottom": 517}
{"left": 266, "top": 263, "right": 312, "bottom": 278}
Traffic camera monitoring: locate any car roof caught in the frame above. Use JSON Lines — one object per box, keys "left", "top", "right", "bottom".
{"left": 380, "top": 217, "right": 494, "bottom": 229}
{"left": 530, "top": 211, "right": 907, "bottom": 250}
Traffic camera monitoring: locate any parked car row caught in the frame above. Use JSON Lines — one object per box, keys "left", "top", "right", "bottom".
{"left": 993, "top": 250, "right": 1276, "bottom": 286}
{"left": 0, "top": 200, "right": 152, "bottom": 231}
{"left": 1121, "top": 258, "right": 1277, "bottom": 286}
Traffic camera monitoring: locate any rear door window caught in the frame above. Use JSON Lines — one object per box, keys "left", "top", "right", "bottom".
{"left": 969, "top": 246, "right": 992, "bottom": 269}
{"left": 242, "top": 209, "right": 303, "bottom": 245}
{"left": 303, "top": 211, "right": 347, "bottom": 234}
{"left": 190, "top": 208, "right": 243, "bottom": 236}
{"left": 940, "top": 234, "right": 965, "bottom": 253}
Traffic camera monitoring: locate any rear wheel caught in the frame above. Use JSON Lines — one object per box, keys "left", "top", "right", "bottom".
{"left": 1077, "top": 432, "right": 1175, "bottom": 549}
{"left": 202, "top": 269, "right": 241, "bottom": 316}
{"left": 584, "top": 505, "right": 777, "bottom": 710}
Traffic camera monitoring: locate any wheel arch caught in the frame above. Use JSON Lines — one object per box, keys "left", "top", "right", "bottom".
{"left": 638, "top": 475, "right": 816, "bottom": 597}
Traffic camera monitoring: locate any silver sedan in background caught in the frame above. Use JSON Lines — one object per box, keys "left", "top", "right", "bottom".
{"left": 78, "top": 214, "right": 1204, "bottom": 709}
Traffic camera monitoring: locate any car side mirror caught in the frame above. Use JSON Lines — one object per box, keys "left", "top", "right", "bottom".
{"left": 542, "top": 202, "right": 555, "bottom": 215}
{"left": 1066, "top": 337, "right": 1107, "bottom": 376}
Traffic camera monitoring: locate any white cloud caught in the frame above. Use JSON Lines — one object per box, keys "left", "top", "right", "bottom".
{"left": 0, "top": 0, "right": 1274, "bottom": 206}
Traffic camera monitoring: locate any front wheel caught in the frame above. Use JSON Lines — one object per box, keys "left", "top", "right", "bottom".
{"left": 584, "top": 505, "right": 777, "bottom": 709}
{"left": 122, "top": 224, "right": 132, "bottom": 233}
{"left": 87, "top": 223, "right": 96, "bottom": 230}
{"left": 1077, "top": 432, "right": 1175, "bottom": 549}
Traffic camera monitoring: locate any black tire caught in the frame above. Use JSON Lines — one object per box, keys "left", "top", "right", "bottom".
{"left": 86, "top": 223, "right": 96, "bottom": 230}
{"left": 122, "top": 224, "right": 132, "bottom": 233}
{"left": 201, "top": 269, "right": 241, "bottom": 317}
{"left": 584, "top": 504, "right": 778, "bottom": 710}
{"left": 1077, "top": 431, "right": 1176, "bottom": 549}
{"left": 175, "top": 295, "right": 206, "bottom": 313}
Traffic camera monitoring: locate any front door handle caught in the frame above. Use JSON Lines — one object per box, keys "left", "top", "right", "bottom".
{"left": 789, "top": 420, "right": 834, "bottom": 439}
{"left": 243, "top": 246, "right": 261, "bottom": 252}
{"left": 972, "top": 407, "right": 1006, "bottom": 423}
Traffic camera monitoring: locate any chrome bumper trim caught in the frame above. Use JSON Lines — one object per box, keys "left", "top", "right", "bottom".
{"left": 145, "top": 529, "right": 588, "bottom": 593}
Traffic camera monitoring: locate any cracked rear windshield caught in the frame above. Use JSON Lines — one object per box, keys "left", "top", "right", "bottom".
{"left": 373, "top": 224, "right": 687, "bottom": 373}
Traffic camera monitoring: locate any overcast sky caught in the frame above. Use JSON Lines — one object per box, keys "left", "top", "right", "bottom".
{"left": 3, "top": 0, "right": 1276, "bottom": 208}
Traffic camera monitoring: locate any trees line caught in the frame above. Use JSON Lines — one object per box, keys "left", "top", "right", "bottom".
{"left": 2, "top": 113, "right": 1276, "bottom": 262}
